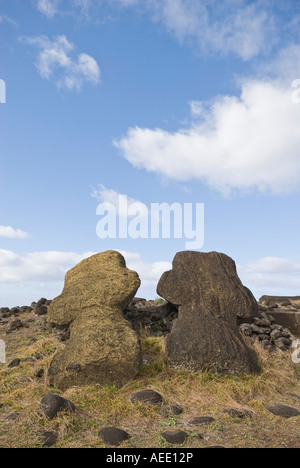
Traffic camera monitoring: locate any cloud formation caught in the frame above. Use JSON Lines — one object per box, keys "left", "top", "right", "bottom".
{"left": 115, "top": 42, "right": 300, "bottom": 196}
{"left": 91, "top": 184, "right": 143, "bottom": 218}
{"left": 36, "top": 0, "right": 62, "bottom": 17}
{"left": 35, "top": 0, "right": 278, "bottom": 61}
{"left": 20, "top": 35, "right": 100, "bottom": 91}
{"left": 147, "top": 0, "right": 275, "bottom": 61}
{"left": 238, "top": 257, "right": 300, "bottom": 298}
{"left": 0, "top": 250, "right": 93, "bottom": 283}
{"left": 1, "top": 248, "right": 300, "bottom": 302}
{"left": 0, "top": 248, "right": 170, "bottom": 300}
{"left": 0, "top": 226, "right": 30, "bottom": 240}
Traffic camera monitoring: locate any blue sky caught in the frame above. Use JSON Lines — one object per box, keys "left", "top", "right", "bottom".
{"left": 1, "top": 0, "right": 300, "bottom": 306}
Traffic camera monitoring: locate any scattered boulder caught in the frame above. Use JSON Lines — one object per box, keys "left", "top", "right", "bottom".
{"left": 36, "top": 368, "right": 45, "bottom": 379}
{"left": 8, "top": 358, "right": 21, "bottom": 369}
{"left": 98, "top": 427, "right": 130, "bottom": 446}
{"left": 157, "top": 251, "right": 261, "bottom": 375}
{"left": 9, "top": 319, "right": 24, "bottom": 332}
{"left": 23, "top": 357, "right": 36, "bottom": 363}
{"left": 0, "top": 307, "right": 11, "bottom": 318}
{"left": 37, "top": 298, "right": 48, "bottom": 307}
{"left": 259, "top": 296, "right": 300, "bottom": 307}
{"left": 39, "top": 430, "right": 58, "bottom": 447}
{"left": 222, "top": 408, "right": 253, "bottom": 419}
{"left": 267, "top": 405, "right": 300, "bottom": 419}
{"left": 35, "top": 305, "right": 48, "bottom": 316}
{"left": 40, "top": 394, "right": 75, "bottom": 420}
{"left": 130, "top": 389, "right": 164, "bottom": 406}
{"left": 5, "top": 412, "right": 20, "bottom": 421}
{"left": 188, "top": 416, "right": 215, "bottom": 426}
{"left": 168, "top": 404, "right": 184, "bottom": 416}
{"left": 160, "top": 404, "right": 183, "bottom": 417}
{"left": 161, "top": 430, "right": 188, "bottom": 445}
{"left": 47, "top": 251, "right": 142, "bottom": 391}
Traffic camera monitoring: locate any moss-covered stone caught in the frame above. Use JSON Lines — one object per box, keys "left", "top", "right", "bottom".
{"left": 47, "top": 250, "right": 142, "bottom": 390}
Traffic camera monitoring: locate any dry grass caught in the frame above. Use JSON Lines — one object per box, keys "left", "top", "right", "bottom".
{"left": 0, "top": 313, "right": 300, "bottom": 448}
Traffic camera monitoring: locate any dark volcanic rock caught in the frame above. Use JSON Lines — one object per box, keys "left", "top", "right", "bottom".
{"left": 130, "top": 389, "right": 164, "bottom": 406}
{"left": 8, "top": 358, "right": 21, "bottom": 368}
{"left": 40, "top": 394, "right": 75, "bottom": 420}
{"left": 9, "top": 319, "right": 24, "bottom": 331}
{"left": 168, "top": 404, "right": 184, "bottom": 415}
{"left": 240, "top": 312, "right": 294, "bottom": 352}
{"left": 222, "top": 408, "right": 253, "bottom": 419}
{"left": 189, "top": 416, "right": 215, "bottom": 426}
{"left": 39, "top": 430, "right": 58, "bottom": 447}
{"left": 157, "top": 251, "right": 260, "bottom": 375}
{"left": 259, "top": 296, "right": 300, "bottom": 306}
{"left": 123, "top": 298, "right": 174, "bottom": 336}
{"left": 0, "top": 307, "right": 11, "bottom": 318}
{"left": 161, "top": 430, "right": 188, "bottom": 445}
{"left": 35, "top": 305, "right": 48, "bottom": 316}
{"left": 267, "top": 405, "right": 300, "bottom": 419}
{"left": 98, "top": 427, "right": 130, "bottom": 446}
{"left": 37, "top": 298, "right": 48, "bottom": 307}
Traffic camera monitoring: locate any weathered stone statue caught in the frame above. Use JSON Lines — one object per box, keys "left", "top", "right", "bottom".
{"left": 157, "top": 251, "right": 261, "bottom": 375}
{"left": 47, "top": 250, "right": 142, "bottom": 390}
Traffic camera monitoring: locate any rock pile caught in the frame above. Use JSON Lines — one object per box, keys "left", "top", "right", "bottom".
{"left": 124, "top": 298, "right": 296, "bottom": 355}
{"left": 239, "top": 312, "right": 294, "bottom": 352}
{"left": 0, "top": 298, "right": 52, "bottom": 320}
{"left": 123, "top": 298, "right": 177, "bottom": 335}
{"left": 258, "top": 296, "right": 300, "bottom": 337}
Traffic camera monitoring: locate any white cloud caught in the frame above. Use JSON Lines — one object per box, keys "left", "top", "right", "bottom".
{"left": 147, "top": 0, "right": 275, "bottom": 61}
{"left": 0, "top": 250, "right": 94, "bottom": 283}
{"left": 91, "top": 184, "right": 145, "bottom": 218}
{"left": 0, "top": 248, "right": 171, "bottom": 301}
{"left": 120, "top": 250, "right": 171, "bottom": 294}
{"left": 0, "top": 226, "right": 30, "bottom": 240}
{"left": 36, "top": 0, "right": 62, "bottom": 17}
{"left": 262, "top": 43, "right": 300, "bottom": 80}
{"left": 0, "top": 14, "right": 18, "bottom": 27}
{"left": 20, "top": 35, "right": 101, "bottom": 91}
{"left": 34, "top": 0, "right": 277, "bottom": 60}
{"left": 115, "top": 74, "right": 300, "bottom": 196}
{"left": 1, "top": 248, "right": 300, "bottom": 304}
{"left": 0, "top": 249, "right": 94, "bottom": 307}
{"left": 238, "top": 257, "right": 300, "bottom": 298}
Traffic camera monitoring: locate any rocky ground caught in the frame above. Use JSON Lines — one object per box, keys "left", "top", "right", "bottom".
{"left": 0, "top": 297, "right": 300, "bottom": 448}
